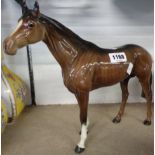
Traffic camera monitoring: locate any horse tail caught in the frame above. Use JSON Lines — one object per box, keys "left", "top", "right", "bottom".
{"left": 141, "top": 72, "right": 152, "bottom": 98}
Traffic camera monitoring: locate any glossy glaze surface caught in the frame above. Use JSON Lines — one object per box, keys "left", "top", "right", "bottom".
{"left": 3, "top": 0, "right": 153, "bottom": 152}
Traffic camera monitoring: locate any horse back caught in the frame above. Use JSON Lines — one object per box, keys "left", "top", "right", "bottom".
{"left": 65, "top": 44, "right": 152, "bottom": 92}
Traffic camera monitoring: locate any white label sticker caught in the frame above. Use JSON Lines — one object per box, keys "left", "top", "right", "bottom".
{"left": 109, "top": 52, "right": 127, "bottom": 63}
{"left": 127, "top": 63, "right": 133, "bottom": 75}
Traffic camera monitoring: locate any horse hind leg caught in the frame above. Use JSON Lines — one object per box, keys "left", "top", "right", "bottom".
{"left": 113, "top": 77, "right": 130, "bottom": 123}
{"left": 139, "top": 75, "right": 152, "bottom": 125}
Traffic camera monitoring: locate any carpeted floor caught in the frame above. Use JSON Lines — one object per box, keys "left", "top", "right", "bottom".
{"left": 2, "top": 103, "right": 154, "bottom": 155}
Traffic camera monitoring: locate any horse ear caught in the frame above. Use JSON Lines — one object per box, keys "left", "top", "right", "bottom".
{"left": 33, "top": 1, "right": 40, "bottom": 17}
{"left": 15, "top": 0, "right": 28, "bottom": 14}
{"left": 22, "top": 0, "right": 28, "bottom": 14}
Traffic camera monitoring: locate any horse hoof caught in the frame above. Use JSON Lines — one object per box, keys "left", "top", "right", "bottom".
{"left": 143, "top": 119, "right": 151, "bottom": 125}
{"left": 112, "top": 117, "right": 121, "bottom": 124}
{"left": 75, "top": 145, "right": 85, "bottom": 154}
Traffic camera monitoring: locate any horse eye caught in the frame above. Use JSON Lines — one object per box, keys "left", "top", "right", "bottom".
{"left": 28, "top": 23, "right": 34, "bottom": 28}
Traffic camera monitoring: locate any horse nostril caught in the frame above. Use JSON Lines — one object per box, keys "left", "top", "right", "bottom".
{"left": 3, "top": 38, "right": 17, "bottom": 55}
{"left": 3, "top": 39, "right": 14, "bottom": 53}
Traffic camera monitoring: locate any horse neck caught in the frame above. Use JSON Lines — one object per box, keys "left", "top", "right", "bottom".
{"left": 43, "top": 25, "right": 78, "bottom": 70}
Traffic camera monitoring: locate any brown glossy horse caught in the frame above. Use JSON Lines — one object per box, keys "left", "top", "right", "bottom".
{"left": 3, "top": 1, "right": 152, "bottom": 153}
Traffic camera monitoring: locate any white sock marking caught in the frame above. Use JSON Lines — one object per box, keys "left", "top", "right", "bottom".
{"left": 78, "top": 124, "right": 87, "bottom": 148}
{"left": 77, "top": 118, "right": 89, "bottom": 149}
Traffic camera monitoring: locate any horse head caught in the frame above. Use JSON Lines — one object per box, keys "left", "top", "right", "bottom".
{"left": 3, "top": 0, "right": 46, "bottom": 55}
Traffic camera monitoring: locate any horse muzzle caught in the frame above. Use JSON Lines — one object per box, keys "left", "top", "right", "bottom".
{"left": 3, "top": 38, "right": 17, "bottom": 55}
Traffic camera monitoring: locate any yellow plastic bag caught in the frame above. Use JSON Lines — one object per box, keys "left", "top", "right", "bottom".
{"left": 1, "top": 100, "right": 8, "bottom": 133}
{"left": 2, "top": 65, "right": 30, "bottom": 120}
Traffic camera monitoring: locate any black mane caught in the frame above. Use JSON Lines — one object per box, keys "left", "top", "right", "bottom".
{"left": 39, "top": 14, "right": 109, "bottom": 52}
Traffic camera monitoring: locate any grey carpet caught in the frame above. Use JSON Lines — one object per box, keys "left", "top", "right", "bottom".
{"left": 2, "top": 103, "right": 154, "bottom": 155}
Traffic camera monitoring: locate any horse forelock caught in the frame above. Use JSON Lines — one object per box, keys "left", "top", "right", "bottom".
{"left": 18, "top": 9, "right": 38, "bottom": 22}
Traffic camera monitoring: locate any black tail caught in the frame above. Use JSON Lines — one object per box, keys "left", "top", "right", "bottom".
{"left": 141, "top": 73, "right": 152, "bottom": 98}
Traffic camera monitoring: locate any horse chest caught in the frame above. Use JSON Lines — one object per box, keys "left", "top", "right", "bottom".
{"left": 62, "top": 66, "right": 94, "bottom": 92}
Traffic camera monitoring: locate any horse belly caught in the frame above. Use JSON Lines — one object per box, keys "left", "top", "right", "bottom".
{"left": 93, "top": 64, "right": 128, "bottom": 87}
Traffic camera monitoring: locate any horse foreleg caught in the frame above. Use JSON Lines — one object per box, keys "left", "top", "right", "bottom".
{"left": 75, "top": 92, "right": 89, "bottom": 153}
{"left": 113, "top": 78, "right": 130, "bottom": 123}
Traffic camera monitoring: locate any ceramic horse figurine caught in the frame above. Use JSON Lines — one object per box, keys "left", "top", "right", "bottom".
{"left": 3, "top": 1, "right": 152, "bottom": 153}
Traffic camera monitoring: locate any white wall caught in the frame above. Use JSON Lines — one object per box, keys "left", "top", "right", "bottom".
{"left": 2, "top": 0, "right": 154, "bottom": 105}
